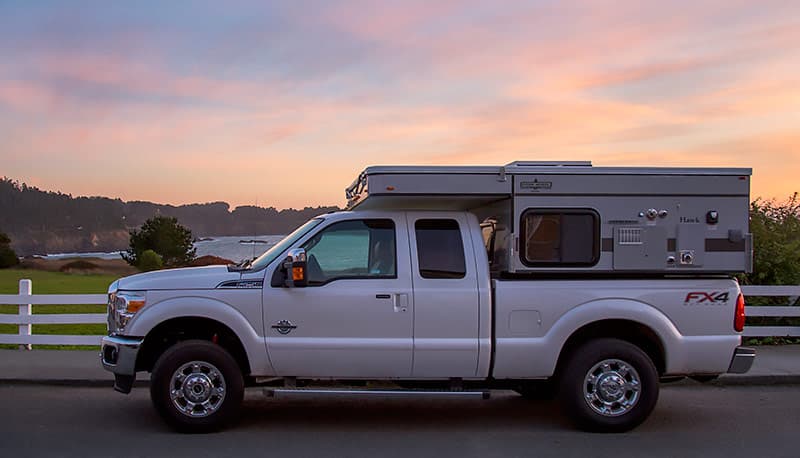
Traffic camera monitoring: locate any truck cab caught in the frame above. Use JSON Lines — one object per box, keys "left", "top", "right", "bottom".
{"left": 260, "top": 210, "right": 491, "bottom": 379}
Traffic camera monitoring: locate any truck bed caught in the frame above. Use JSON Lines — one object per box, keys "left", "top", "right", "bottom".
{"left": 491, "top": 278, "right": 742, "bottom": 378}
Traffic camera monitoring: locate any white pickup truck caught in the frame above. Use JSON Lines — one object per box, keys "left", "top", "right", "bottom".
{"left": 101, "top": 162, "right": 755, "bottom": 433}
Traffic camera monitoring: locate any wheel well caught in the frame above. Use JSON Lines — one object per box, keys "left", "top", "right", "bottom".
{"left": 554, "top": 319, "right": 666, "bottom": 377}
{"left": 136, "top": 317, "right": 251, "bottom": 375}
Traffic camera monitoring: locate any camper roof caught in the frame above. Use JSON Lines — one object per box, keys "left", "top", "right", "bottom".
{"left": 359, "top": 161, "right": 751, "bottom": 176}
{"left": 345, "top": 161, "right": 752, "bottom": 210}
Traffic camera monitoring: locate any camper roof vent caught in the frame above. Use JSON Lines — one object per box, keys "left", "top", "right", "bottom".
{"left": 506, "top": 161, "right": 592, "bottom": 167}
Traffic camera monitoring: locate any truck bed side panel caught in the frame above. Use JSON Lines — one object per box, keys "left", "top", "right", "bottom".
{"left": 491, "top": 278, "right": 742, "bottom": 378}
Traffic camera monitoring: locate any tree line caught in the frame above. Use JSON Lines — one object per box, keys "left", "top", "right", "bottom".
{"left": 1, "top": 177, "right": 798, "bottom": 287}
{"left": 0, "top": 177, "right": 339, "bottom": 256}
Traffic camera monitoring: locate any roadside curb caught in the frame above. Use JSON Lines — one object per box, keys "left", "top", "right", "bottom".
{"left": 714, "top": 375, "right": 800, "bottom": 386}
{"left": 0, "top": 379, "right": 149, "bottom": 388}
{"left": 662, "top": 375, "right": 800, "bottom": 387}
{"left": 1, "top": 377, "right": 798, "bottom": 388}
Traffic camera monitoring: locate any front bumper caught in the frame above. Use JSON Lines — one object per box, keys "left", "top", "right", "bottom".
{"left": 727, "top": 346, "right": 756, "bottom": 374}
{"left": 100, "top": 335, "right": 144, "bottom": 393}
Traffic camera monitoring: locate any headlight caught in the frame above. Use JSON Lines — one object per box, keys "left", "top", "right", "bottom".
{"left": 115, "top": 291, "right": 146, "bottom": 314}
{"left": 110, "top": 291, "right": 147, "bottom": 334}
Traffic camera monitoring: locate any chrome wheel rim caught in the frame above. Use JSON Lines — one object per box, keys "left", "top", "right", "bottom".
{"left": 583, "top": 359, "right": 641, "bottom": 417}
{"left": 169, "top": 361, "right": 226, "bottom": 418}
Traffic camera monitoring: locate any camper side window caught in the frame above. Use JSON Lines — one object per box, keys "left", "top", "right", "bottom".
{"left": 520, "top": 209, "right": 599, "bottom": 266}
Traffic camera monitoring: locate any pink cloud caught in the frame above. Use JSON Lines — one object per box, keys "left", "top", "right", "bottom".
{"left": 25, "top": 52, "right": 291, "bottom": 108}
{"left": 0, "top": 80, "right": 63, "bottom": 112}
{"left": 556, "top": 56, "right": 727, "bottom": 91}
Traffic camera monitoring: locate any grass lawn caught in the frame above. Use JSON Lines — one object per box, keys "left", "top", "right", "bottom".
{"left": 0, "top": 269, "right": 121, "bottom": 349}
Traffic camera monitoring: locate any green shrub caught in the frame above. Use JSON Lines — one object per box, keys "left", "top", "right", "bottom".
{"left": 138, "top": 249, "right": 164, "bottom": 272}
{"left": 122, "top": 216, "right": 196, "bottom": 267}
{"left": 0, "top": 231, "right": 19, "bottom": 268}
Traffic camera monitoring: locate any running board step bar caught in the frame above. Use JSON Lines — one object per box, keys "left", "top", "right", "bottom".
{"left": 264, "top": 388, "right": 491, "bottom": 399}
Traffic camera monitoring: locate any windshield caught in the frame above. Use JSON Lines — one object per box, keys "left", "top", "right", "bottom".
{"left": 249, "top": 218, "right": 324, "bottom": 271}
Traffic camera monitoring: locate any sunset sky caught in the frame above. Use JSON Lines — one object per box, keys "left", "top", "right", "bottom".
{"left": 1, "top": 1, "right": 798, "bottom": 209}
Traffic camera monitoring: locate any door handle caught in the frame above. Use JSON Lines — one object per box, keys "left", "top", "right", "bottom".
{"left": 393, "top": 293, "right": 408, "bottom": 313}
{"left": 377, "top": 293, "right": 408, "bottom": 312}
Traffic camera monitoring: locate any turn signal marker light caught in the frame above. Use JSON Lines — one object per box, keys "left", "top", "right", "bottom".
{"left": 127, "top": 300, "right": 146, "bottom": 313}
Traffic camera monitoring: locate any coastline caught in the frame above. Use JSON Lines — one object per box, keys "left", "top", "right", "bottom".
{"left": 18, "top": 257, "right": 139, "bottom": 276}
{"left": 23, "top": 234, "right": 287, "bottom": 273}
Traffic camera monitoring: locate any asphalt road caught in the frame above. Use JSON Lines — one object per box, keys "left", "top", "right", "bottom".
{"left": 1, "top": 384, "right": 798, "bottom": 458}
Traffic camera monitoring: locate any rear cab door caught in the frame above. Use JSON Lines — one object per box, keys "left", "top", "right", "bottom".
{"left": 406, "top": 212, "right": 487, "bottom": 378}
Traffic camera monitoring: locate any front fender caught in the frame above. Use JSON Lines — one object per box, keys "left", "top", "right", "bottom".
{"left": 125, "top": 296, "right": 273, "bottom": 376}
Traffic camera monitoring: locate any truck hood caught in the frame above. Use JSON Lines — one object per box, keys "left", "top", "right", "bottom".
{"left": 116, "top": 265, "right": 242, "bottom": 291}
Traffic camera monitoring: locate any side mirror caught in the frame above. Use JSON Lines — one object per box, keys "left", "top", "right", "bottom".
{"left": 282, "top": 248, "right": 308, "bottom": 287}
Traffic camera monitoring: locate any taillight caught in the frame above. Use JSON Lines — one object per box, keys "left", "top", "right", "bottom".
{"left": 734, "top": 292, "right": 746, "bottom": 332}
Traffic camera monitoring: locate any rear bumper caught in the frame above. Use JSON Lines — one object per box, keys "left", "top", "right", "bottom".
{"left": 100, "top": 335, "right": 143, "bottom": 393}
{"left": 727, "top": 346, "right": 756, "bottom": 374}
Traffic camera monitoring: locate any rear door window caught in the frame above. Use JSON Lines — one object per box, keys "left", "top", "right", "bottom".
{"left": 414, "top": 219, "right": 466, "bottom": 279}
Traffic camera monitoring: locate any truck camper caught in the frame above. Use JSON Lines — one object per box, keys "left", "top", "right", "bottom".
{"left": 101, "top": 161, "right": 755, "bottom": 433}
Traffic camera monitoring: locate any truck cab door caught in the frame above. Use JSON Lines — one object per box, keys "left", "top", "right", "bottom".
{"left": 263, "top": 215, "right": 414, "bottom": 378}
{"left": 406, "top": 212, "right": 481, "bottom": 377}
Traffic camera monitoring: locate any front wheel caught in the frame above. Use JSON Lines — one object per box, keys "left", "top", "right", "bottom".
{"left": 150, "top": 340, "right": 244, "bottom": 433}
{"left": 559, "top": 338, "right": 659, "bottom": 433}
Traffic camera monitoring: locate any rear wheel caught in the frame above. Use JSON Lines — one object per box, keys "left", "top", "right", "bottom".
{"left": 150, "top": 340, "right": 244, "bottom": 433}
{"left": 559, "top": 338, "right": 659, "bottom": 433}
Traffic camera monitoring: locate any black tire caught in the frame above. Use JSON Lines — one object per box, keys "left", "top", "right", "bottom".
{"left": 559, "top": 338, "right": 659, "bottom": 433}
{"left": 513, "top": 380, "right": 556, "bottom": 400}
{"left": 150, "top": 340, "right": 244, "bottom": 433}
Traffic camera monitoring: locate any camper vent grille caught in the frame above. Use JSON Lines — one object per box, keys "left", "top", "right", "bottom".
{"left": 618, "top": 228, "right": 643, "bottom": 245}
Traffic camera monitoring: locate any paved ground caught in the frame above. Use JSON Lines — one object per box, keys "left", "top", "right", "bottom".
{"left": 0, "top": 384, "right": 798, "bottom": 458}
{"left": 2, "top": 345, "right": 799, "bottom": 385}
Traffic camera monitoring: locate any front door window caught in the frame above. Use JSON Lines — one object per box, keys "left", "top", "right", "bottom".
{"left": 302, "top": 219, "right": 396, "bottom": 285}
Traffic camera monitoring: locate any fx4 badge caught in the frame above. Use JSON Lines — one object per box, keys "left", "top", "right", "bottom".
{"left": 684, "top": 291, "right": 730, "bottom": 305}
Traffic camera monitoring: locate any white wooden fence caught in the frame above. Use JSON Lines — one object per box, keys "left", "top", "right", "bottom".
{"left": 0, "top": 280, "right": 798, "bottom": 348}
{"left": 0, "top": 279, "right": 106, "bottom": 348}
{"left": 740, "top": 285, "right": 800, "bottom": 337}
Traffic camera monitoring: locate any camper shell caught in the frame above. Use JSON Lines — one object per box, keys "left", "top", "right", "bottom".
{"left": 346, "top": 161, "right": 752, "bottom": 275}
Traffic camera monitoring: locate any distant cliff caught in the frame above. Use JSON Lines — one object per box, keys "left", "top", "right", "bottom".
{"left": 0, "top": 178, "right": 340, "bottom": 256}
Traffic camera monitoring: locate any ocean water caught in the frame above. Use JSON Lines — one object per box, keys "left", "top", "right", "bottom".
{"left": 194, "top": 235, "right": 285, "bottom": 262}
{"left": 43, "top": 235, "right": 286, "bottom": 262}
